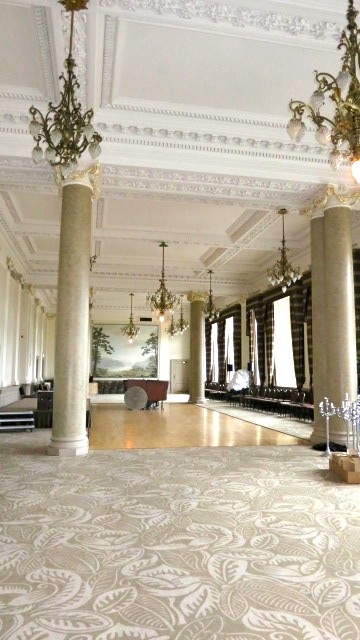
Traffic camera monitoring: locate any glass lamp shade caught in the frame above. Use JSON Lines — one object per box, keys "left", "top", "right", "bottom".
{"left": 159, "top": 314, "right": 165, "bottom": 323}
{"left": 50, "top": 129, "right": 62, "bottom": 146}
{"left": 29, "top": 120, "right": 42, "bottom": 138}
{"left": 83, "top": 124, "right": 94, "bottom": 140}
{"left": 315, "top": 125, "right": 331, "bottom": 145}
{"left": 32, "top": 146, "right": 43, "bottom": 163}
{"left": 351, "top": 158, "right": 360, "bottom": 183}
{"left": 287, "top": 118, "right": 306, "bottom": 142}
{"left": 336, "top": 70, "right": 351, "bottom": 95}
{"left": 310, "top": 89, "right": 325, "bottom": 111}
{"left": 89, "top": 142, "right": 101, "bottom": 160}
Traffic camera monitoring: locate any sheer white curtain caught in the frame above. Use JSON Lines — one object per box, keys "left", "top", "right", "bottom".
{"left": 273, "top": 297, "right": 296, "bottom": 387}
{"left": 210, "top": 322, "right": 219, "bottom": 382}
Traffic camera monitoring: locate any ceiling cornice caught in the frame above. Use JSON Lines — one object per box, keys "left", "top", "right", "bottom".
{"left": 99, "top": 0, "right": 341, "bottom": 46}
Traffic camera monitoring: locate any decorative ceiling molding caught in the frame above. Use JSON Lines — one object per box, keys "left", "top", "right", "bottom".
{"left": 102, "top": 165, "right": 318, "bottom": 192}
{"left": 34, "top": 5, "right": 58, "bottom": 100}
{"left": 99, "top": 1, "right": 341, "bottom": 44}
{"left": 101, "top": 15, "right": 118, "bottom": 106}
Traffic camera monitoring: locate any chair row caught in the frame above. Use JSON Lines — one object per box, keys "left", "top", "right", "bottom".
{"left": 229, "top": 386, "right": 314, "bottom": 422}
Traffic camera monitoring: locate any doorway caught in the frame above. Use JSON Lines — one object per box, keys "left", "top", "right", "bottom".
{"left": 170, "top": 359, "right": 190, "bottom": 393}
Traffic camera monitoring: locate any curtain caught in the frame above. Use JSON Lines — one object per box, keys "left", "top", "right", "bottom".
{"left": 253, "top": 299, "right": 265, "bottom": 386}
{"left": 217, "top": 318, "right": 226, "bottom": 383}
{"left": 265, "top": 303, "right": 275, "bottom": 386}
{"left": 205, "top": 318, "right": 212, "bottom": 382}
{"left": 290, "top": 284, "right": 306, "bottom": 388}
{"left": 210, "top": 322, "right": 219, "bottom": 382}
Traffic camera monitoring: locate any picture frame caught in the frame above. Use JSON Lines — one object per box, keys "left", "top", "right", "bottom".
{"left": 91, "top": 324, "right": 159, "bottom": 378}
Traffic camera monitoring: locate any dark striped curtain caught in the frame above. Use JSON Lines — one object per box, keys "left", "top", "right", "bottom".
{"left": 265, "top": 303, "right": 275, "bottom": 386}
{"left": 233, "top": 305, "right": 242, "bottom": 372}
{"left": 217, "top": 318, "right": 226, "bottom": 383}
{"left": 290, "top": 284, "right": 306, "bottom": 388}
{"left": 353, "top": 249, "right": 360, "bottom": 369}
{"left": 205, "top": 318, "right": 212, "bottom": 382}
{"left": 246, "top": 306, "right": 253, "bottom": 371}
{"left": 253, "top": 298, "right": 265, "bottom": 386}
{"left": 303, "top": 279, "right": 312, "bottom": 388}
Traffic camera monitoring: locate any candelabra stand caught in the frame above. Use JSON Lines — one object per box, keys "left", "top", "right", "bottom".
{"left": 336, "top": 393, "right": 352, "bottom": 453}
{"left": 319, "top": 397, "right": 336, "bottom": 458}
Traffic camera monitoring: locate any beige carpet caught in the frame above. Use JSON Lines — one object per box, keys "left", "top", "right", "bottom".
{"left": 202, "top": 400, "right": 312, "bottom": 440}
{"left": 1, "top": 430, "right": 360, "bottom": 639}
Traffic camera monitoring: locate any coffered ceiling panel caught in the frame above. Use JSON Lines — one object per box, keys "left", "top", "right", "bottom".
{"left": 13, "top": 193, "right": 61, "bottom": 224}
{"left": 0, "top": 4, "right": 47, "bottom": 96}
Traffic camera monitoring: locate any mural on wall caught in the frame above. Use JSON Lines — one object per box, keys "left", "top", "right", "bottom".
{"left": 91, "top": 324, "right": 159, "bottom": 378}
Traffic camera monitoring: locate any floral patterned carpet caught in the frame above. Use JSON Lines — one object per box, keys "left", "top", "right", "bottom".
{"left": 1, "top": 430, "right": 360, "bottom": 639}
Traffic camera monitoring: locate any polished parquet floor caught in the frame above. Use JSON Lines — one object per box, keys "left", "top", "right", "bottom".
{"left": 89, "top": 402, "right": 309, "bottom": 449}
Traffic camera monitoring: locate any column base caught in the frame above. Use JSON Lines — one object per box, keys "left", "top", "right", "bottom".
{"left": 47, "top": 435, "right": 89, "bottom": 457}
{"left": 189, "top": 395, "right": 206, "bottom": 404}
{"left": 310, "top": 420, "right": 347, "bottom": 446}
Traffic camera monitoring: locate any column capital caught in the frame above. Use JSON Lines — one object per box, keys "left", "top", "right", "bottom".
{"left": 55, "top": 163, "right": 101, "bottom": 198}
{"left": 300, "top": 184, "right": 360, "bottom": 218}
{"left": 187, "top": 291, "right": 207, "bottom": 303}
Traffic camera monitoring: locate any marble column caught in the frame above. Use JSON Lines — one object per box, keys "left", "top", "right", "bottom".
{"left": 48, "top": 167, "right": 97, "bottom": 456}
{"left": 187, "top": 291, "right": 207, "bottom": 404}
{"left": 310, "top": 211, "right": 328, "bottom": 444}
{"left": 306, "top": 187, "right": 358, "bottom": 445}
{"left": 323, "top": 201, "right": 357, "bottom": 443}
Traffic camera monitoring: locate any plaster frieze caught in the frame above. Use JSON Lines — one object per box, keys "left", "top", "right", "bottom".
{"left": 99, "top": 1, "right": 340, "bottom": 44}
{"left": 102, "top": 165, "right": 318, "bottom": 193}
{"left": 300, "top": 185, "right": 360, "bottom": 217}
{"left": 102, "top": 16, "right": 118, "bottom": 107}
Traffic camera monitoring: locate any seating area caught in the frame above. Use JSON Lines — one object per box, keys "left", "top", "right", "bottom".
{"left": 205, "top": 382, "right": 229, "bottom": 401}
{"left": 229, "top": 386, "right": 314, "bottom": 422}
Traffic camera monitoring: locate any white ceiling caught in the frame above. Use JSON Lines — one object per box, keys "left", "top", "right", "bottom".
{"left": 0, "top": 0, "right": 358, "bottom": 321}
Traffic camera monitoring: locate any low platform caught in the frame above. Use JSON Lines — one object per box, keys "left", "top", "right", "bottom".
{"left": 0, "top": 398, "right": 91, "bottom": 431}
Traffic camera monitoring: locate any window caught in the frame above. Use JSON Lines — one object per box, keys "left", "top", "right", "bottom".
{"left": 273, "top": 296, "right": 296, "bottom": 387}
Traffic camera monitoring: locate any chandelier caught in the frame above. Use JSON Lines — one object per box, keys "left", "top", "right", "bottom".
{"left": 203, "top": 270, "right": 220, "bottom": 321}
{"left": 146, "top": 242, "right": 180, "bottom": 323}
{"left": 267, "top": 209, "right": 301, "bottom": 293}
{"left": 121, "top": 293, "right": 139, "bottom": 344}
{"left": 287, "top": 0, "right": 360, "bottom": 182}
{"left": 166, "top": 295, "right": 189, "bottom": 337}
{"left": 29, "top": 0, "right": 102, "bottom": 168}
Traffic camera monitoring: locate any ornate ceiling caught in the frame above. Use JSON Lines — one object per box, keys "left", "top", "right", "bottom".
{"left": 0, "top": 0, "right": 357, "bottom": 318}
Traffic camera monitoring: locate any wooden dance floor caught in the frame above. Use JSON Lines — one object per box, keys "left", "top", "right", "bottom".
{"left": 89, "top": 402, "right": 308, "bottom": 450}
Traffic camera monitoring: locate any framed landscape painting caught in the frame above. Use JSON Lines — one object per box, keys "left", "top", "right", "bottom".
{"left": 91, "top": 324, "right": 159, "bottom": 378}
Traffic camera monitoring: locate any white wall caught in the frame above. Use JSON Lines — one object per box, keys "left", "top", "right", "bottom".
{"left": 0, "top": 249, "right": 47, "bottom": 389}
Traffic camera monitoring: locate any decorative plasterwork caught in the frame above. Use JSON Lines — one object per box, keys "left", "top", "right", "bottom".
{"left": 101, "top": 16, "right": 118, "bottom": 106}
{"left": 102, "top": 165, "right": 318, "bottom": 192}
{"left": 300, "top": 185, "right": 360, "bottom": 217}
{"left": 34, "top": 6, "right": 58, "bottom": 100}
{"left": 99, "top": 1, "right": 341, "bottom": 44}
{"left": 187, "top": 291, "right": 207, "bottom": 303}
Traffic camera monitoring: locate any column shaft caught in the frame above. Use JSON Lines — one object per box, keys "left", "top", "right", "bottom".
{"left": 324, "top": 205, "right": 357, "bottom": 443}
{"left": 189, "top": 298, "right": 206, "bottom": 404}
{"left": 48, "top": 182, "right": 91, "bottom": 456}
{"left": 310, "top": 214, "right": 328, "bottom": 443}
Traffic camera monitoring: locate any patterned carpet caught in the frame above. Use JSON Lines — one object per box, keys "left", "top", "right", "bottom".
{"left": 202, "top": 401, "right": 312, "bottom": 440}
{"left": 1, "top": 430, "right": 360, "bottom": 639}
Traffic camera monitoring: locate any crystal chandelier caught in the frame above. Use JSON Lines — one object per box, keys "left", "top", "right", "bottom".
{"left": 29, "top": 0, "right": 102, "bottom": 168}
{"left": 203, "top": 270, "right": 220, "bottom": 321}
{"left": 121, "top": 293, "right": 139, "bottom": 344}
{"left": 176, "top": 296, "right": 189, "bottom": 334}
{"left": 267, "top": 209, "right": 301, "bottom": 293}
{"left": 287, "top": 0, "right": 360, "bottom": 182}
{"left": 146, "top": 242, "right": 180, "bottom": 323}
{"left": 165, "top": 295, "right": 189, "bottom": 337}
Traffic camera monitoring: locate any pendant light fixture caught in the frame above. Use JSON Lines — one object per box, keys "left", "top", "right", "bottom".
{"left": 29, "top": 0, "right": 102, "bottom": 169}
{"left": 121, "top": 293, "right": 139, "bottom": 343}
{"left": 266, "top": 208, "right": 301, "bottom": 293}
{"left": 146, "top": 242, "right": 180, "bottom": 322}
{"left": 203, "top": 270, "right": 220, "bottom": 321}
